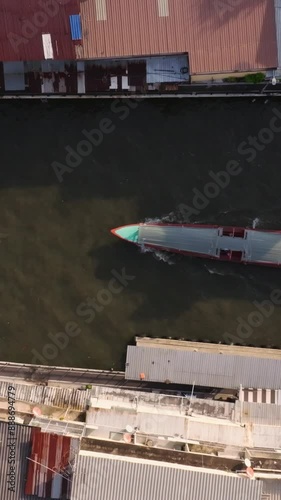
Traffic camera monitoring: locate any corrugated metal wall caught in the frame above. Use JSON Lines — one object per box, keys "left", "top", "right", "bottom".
{"left": 0, "top": 55, "right": 189, "bottom": 95}
{"left": 275, "top": 0, "right": 281, "bottom": 68}
{"left": 0, "top": 62, "right": 4, "bottom": 92}
{"left": 241, "top": 388, "right": 278, "bottom": 404}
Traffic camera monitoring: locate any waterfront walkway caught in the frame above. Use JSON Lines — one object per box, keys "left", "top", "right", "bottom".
{"left": 1, "top": 82, "right": 281, "bottom": 99}
{"left": 0, "top": 360, "right": 215, "bottom": 399}
{"left": 0, "top": 361, "right": 126, "bottom": 386}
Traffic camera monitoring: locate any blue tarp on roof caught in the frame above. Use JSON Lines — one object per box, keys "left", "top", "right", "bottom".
{"left": 69, "top": 15, "right": 82, "bottom": 41}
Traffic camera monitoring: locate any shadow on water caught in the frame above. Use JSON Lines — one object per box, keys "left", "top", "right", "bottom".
{"left": 0, "top": 98, "right": 281, "bottom": 367}
{"left": 90, "top": 240, "right": 281, "bottom": 324}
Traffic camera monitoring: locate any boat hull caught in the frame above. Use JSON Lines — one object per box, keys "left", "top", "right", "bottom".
{"left": 111, "top": 223, "right": 281, "bottom": 268}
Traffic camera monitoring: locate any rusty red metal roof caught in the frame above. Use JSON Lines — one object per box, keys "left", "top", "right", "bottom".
{"left": 0, "top": 0, "right": 278, "bottom": 74}
{"left": 80, "top": 0, "right": 278, "bottom": 74}
{"left": 25, "top": 429, "right": 73, "bottom": 499}
{"left": 0, "top": 0, "right": 80, "bottom": 62}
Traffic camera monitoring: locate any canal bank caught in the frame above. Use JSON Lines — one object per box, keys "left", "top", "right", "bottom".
{"left": 1, "top": 82, "right": 281, "bottom": 99}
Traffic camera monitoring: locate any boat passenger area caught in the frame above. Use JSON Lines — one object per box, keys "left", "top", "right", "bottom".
{"left": 138, "top": 225, "right": 281, "bottom": 266}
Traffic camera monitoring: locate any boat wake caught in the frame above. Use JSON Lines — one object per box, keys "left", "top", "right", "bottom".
{"left": 145, "top": 212, "right": 208, "bottom": 225}
{"left": 204, "top": 265, "right": 244, "bottom": 278}
{"left": 252, "top": 217, "right": 260, "bottom": 229}
{"left": 140, "top": 245, "right": 175, "bottom": 265}
{"left": 204, "top": 266, "right": 226, "bottom": 276}
{"left": 144, "top": 217, "right": 163, "bottom": 224}
{"left": 145, "top": 213, "right": 188, "bottom": 224}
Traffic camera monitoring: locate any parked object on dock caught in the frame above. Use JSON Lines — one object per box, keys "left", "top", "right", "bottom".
{"left": 111, "top": 223, "right": 281, "bottom": 268}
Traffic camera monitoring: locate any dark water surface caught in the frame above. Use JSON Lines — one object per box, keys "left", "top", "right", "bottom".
{"left": 0, "top": 98, "right": 281, "bottom": 369}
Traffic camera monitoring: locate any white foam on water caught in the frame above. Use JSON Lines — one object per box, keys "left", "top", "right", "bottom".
{"left": 140, "top": 245, "right": 175, "bottom": 265}
{"left": 144, "top": 213, "right": 208, "bottom": 224}
{"left": 161, "top": 213, "right": 178, "bottom": 223}
{"left": 204, "top": 265, "right": 225, "bottom": 276}
{"left": 218, "top": 210, "right": 230, "bottom": 216}
{"left": 140, "top": 245, "right": 151, "bottom": 254}
{"left": 252, "top": 217, "right": 260, "bottom": 229}
{"left": 204, "top": 264, "right": 245, "bottom": 278}
{"left": 144, "top": 217, "right": 162, "bottom": 224}
{"left": 145, "top": 213, "right": 179, "bottom": 224}
{"left": 153, "top": 250, "right": 175, "bottom": 265}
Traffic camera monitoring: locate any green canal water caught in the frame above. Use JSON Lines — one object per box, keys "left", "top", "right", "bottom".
{"left": 0, "top": 98, "right": 281, "bottom": 369}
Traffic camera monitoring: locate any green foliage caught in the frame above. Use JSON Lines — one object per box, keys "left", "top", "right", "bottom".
{"left": 243, "top": 72, "right": 265, "bottom": 83}
{"left": 223, "top": 76, "right": 238, "bottom": 83}
{"left": 223, "top": 72, "right": 265, "bottom": 84}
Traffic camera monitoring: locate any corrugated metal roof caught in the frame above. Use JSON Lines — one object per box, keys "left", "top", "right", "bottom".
{"left": 86, "top": 402, "right": 238, "bottom": 445}
{"left": 187, "top": 419, "right": 245, "bottom": 447}
{"left": 125, "top": 346, "right": 281, "bottom": 389}
{"left": 70, "top": 452, "right": 263, "bottom": 500}
{"left": 252, "top": 424, "right": 281, "bottom": 449}
{"left": 0, "top": 421, "right": 35, "bottom": 500}
{"left": 189, "top": 413, "right": 281, "bottom": 450}
{"left": 87, "top": 386, "right": 235, "bottom": 432}
{"left": 0, "top": 0, "right": 80, "bottom": 62}
{"left": 0, "top": 381, "right": 91, "bottom": 411}
{"left": 80, "top": 0, "right": 277, "bottom": 74}
{"left": 25, "top": 430, "right": 76, "bottom": 498}
{"left": 0, "top": 0, "right": 277, "bottom": 74}
{"left": 262, "top": 480, "right": 281, "bottom": 500}
{"left": 85, "top": 387, "right": 281, "bottom": 451}
{"left": 31, "top": 417, "right": 85, "bottom": 438}
{"left": 235, "top": 401, "right": 281, "bottom": 426}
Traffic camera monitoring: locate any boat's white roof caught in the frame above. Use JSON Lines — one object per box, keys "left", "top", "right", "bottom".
{"left": 138, "top": 225, "right": 219, "bottom": 256}
{"left": 246, "top": 230, "right": 281, "bottom": 265}
{"left": 138, "top": 225, "right": 281, "bottom": 265}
